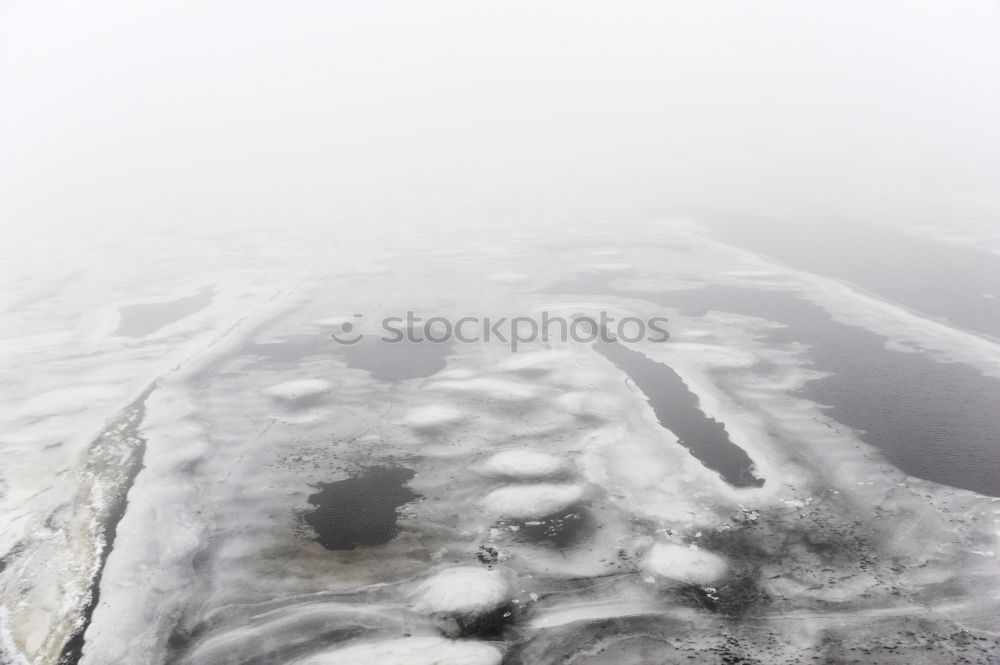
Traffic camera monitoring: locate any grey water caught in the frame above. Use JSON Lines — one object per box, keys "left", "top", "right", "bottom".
{"left": 246, "top": 334, "right": 453, "bottom": 382}
{"left": 114, "top": 287, "right": 214, "bottom": 338}
{"left": 664, "top": 285, "right": 1000, "bottom": 497}
{"left": 503, "top": 506, "right": 594, "bottom": 550}
{"left": 332, "top": 335, "right": 454, "bottom": 382}
{"left": 686, "top": 208, "right": 1000, "bottom": 340}
{"left": 554, "top": 273, "right": 1000, "bottom": 496}
{"left": 593, "top": 337, "right": 765, "bottom": 488}
{"left": 305, "top": 467, "right": 419, "bottom": 550}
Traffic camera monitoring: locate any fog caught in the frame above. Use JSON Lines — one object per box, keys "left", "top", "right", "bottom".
{"left": 5, "top": 6, "right": 1000, "bottom": 664}
{"left": 2, "top": 0, "right": 1000, "bottom": 236}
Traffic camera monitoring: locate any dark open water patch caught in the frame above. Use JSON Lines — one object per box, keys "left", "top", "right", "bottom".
{"left": 114, "top": 287, "right": 214, "bottom": 337}
{"left": 593, "top": 337, "right": 764, "bottom": 488}
{"left": 501, "top": 504, "right": 595, "bottom": 549}
{"left": 246, "top": 333, "right": 453, "bottom": 382}
{"left": 305, "top": 467, "right": 420, "bottom": 550}
{"left": 677, "top": 207, "right": 1000, "bottom": 341}
{"left": 333, "top": 335, "right": 454, "bottom": 381}
{"left": 661, "top": 285, "right": 1000, "bottom": 497}
{"left": 548, "top": 274, "right": 1000, "bottom": 496}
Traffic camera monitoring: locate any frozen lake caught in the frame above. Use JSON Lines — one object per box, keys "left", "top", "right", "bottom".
{"left": 2, "top": 218, "right": 999, "bottom": 665}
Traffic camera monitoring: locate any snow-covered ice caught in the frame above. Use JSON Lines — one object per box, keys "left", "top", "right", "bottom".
{"left": 401, "top": 405, "right": 466, "bottom": 428}
{"left": 262, "top": 379, "right": 331, "bottom": 400}
{"left": 3, "top": 218, "right": 1000, "bottom": 665}
{"left": 292, "top": 637, "right": 503, "bottom": 665}
{"left": 413, "top": 567, "right": 512, "bottom": 618}
{"left": 480, "top": 484, "right": 586, "bottom": 520}
{"left": 643, "top": 541, "right": 729, "bottom": 585}
{"left": 477, "top": 450, "right": 567, "bottom": 479}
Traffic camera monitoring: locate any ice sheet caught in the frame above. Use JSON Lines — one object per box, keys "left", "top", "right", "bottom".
{"left": 3, "top": 220, "right": 999, "bottom": 665}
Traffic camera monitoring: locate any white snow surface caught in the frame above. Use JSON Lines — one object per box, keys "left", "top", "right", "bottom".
{"left": 401, "top": 405, "right": 466, "bottom": 428}
{"left": 478, "top": 450, "right": 566, "bottom": 479}
{"left": 643, "top": 542, "right": 729, "bottom": 585}
{"left": 292, "top": 637, "right": 503, "bottom": 665}
{"left": 480, "top": 484, "right": 585, "bottom": 519}
{"left": 261, "top": 379, "right": 331, "bottom": 400}
{"left": 413, "top": 567, "right": 512, "bottom": 617}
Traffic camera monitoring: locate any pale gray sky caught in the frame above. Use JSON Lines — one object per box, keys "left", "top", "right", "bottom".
{"left": 2, "top": 1, "right": 999, "bottom": 233}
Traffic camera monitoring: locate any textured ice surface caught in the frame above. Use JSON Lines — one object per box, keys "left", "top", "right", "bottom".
{"left": 3, "top": 219, "right": 1000, "bottom": 665}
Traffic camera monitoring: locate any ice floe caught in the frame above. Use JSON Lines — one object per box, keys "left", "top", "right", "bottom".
{"left": 497, "top": 350, "right": 572, "bottom": 372}
{"left": 429, "top": 378, "right": 539, "bottom": 402}
{"left": 292, "top": 637, "right": 502, "bottom": 665}
{"left": 477, "top": 450, "right": 566, "bottom": 479}
{"left": 401, "top": 405, "right": 465, "bottom": 428}
{"left": 413, "top": 567, "right": 512, "bottom": 618}
{"left": 480, "top": 484, "right": 585, "bottom": 520}
{"left": 643, "top": 541, "right": 729, "bottom": 585}
{"left": 261, "top": 379, "right": 331, "bottom": 400}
